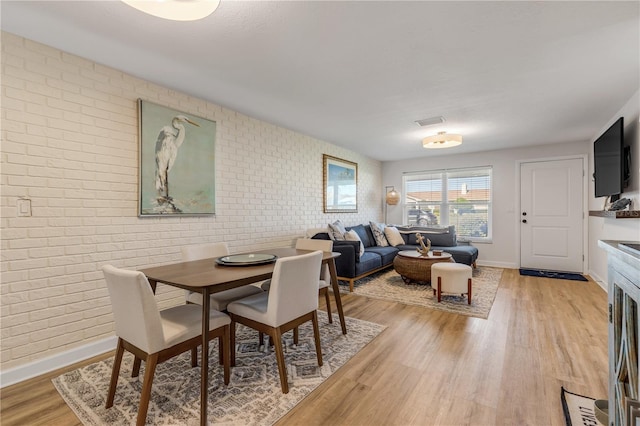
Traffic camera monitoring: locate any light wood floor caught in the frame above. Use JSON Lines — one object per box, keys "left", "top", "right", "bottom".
{"left": 1, "top": 268, "right": 608, "bottom": 425}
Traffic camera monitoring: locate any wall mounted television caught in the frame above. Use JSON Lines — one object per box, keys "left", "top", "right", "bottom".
{"left": 593, "top": 117, "right": 629, "bottom": 201}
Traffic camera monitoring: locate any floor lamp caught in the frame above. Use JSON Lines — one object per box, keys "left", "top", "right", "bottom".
{"left": 385, "top": 186, "right": 400, "bottom": 224}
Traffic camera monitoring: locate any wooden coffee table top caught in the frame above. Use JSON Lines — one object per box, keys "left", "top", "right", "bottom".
{"left": 396, "top": 250, "right": 452, "bottom": 261}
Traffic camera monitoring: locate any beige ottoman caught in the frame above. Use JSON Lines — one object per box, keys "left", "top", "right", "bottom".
{"left": 431, "top": 263, "right": 473, "bottom": 304}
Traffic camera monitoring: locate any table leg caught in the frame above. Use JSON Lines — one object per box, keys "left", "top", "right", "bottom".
{"left": 327, "top": 259, "right": 347, "bottom": 335}
{"left": 200, "top": 288, "right": 210, "bottom": 426}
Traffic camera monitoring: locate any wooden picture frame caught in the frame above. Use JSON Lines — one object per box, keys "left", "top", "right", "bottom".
{"left": 323, "top": 154, "right": 358, "bottom": 213}
{"left": 138, "top": 99, "right": 216, "bottom": 216}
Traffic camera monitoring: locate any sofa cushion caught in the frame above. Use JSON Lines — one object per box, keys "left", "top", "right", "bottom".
{"left": 384, "top": 226, "right": 405, "bottom": 247}
{"left": 354, "top": 252, "right": 382, "bottom": 276}
{"left": 328, "top": 220, "right": 347, "bottom": 240}
{"left": 369, "top": 221, "right": 389, "bottom": 247}
{"left": 347, "top": 224, "right": 374, "bottom": 248}
{"left": 436, "top": 245, "right": 478, "bottom": 265}
{"left": 398, "top": 225, "right": 457, "bottom": 247}
{"left": 345, "top": 229, "right": 365, "bottom": 256}
{"left": 366, "top": 246, "right": 398, "bottom": 266}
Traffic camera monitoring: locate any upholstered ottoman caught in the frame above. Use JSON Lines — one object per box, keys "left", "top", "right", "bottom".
{"left": 431, "top": 263, "right": 473, "bottom": 304}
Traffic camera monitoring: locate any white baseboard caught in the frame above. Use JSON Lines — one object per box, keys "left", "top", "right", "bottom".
{"left": 477, "top": 260, "right": 517, "bottom": 269}
{"left": 0, "top": 335, "right": 117, "bottom": 388}
{"left": 588, "top": 269, "right": 608, "bottom": 292}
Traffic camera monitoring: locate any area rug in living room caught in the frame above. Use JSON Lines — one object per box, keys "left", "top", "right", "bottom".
{"left": 340, "top": 266, "right": 503, "bottom": 319}
{"left": 52, "top": 315, "right": 384, "bottom": 426}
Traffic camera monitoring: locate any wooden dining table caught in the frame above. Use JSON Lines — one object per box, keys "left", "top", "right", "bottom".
{"left": 138, "top": 247, "right": 346, "bottom": 426}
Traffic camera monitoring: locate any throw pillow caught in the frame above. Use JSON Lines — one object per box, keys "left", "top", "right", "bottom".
{"left": 327, "top": 220, "right": 346, "bottom": 241}
{"left": 369, "top": 221, "right": 389, "bottom": 247}
{"left": 384, "top": 226, "right": 405, "bottom": 247}
{"left": 345, "top": 229, "right": 365, "bottom": 256}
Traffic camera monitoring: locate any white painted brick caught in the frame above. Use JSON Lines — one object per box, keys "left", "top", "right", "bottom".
{"left": 29, "top": 306, "right": 65, "bottom": 323}
{"left": 9, "top": 298, "right": 49, "bottom": 315}
{"left": 1, "top": 33, "right": 382, "bottom": 372}
{"left": 11, "top": 340, "right": 50, "bottom": 360}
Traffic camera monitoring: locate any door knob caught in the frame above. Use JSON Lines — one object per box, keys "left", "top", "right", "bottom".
{"left": 522, "top": 219, "right": 527, "bottom": 223}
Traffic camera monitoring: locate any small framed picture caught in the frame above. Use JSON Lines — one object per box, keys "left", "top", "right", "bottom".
{"left": 323, "top": 154, "right": 358, "bottom": 213}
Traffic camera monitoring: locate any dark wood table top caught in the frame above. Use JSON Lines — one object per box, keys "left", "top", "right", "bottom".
{"left": 140, "top": 247, "right": 339, "bottom": 294}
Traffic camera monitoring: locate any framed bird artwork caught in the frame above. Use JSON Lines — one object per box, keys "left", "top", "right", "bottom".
{"left": 137, "top": 99, "right": 216, "bottom": 216}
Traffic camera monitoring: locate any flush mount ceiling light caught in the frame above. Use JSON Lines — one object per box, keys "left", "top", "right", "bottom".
{"left": 121, "top": 0, "right": 220, "bottom": 21}
{"left": 422, "top": 131, "right": 463, "bottom": 149}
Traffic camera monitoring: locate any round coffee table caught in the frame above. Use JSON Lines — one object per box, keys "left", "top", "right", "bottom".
{"left": 393, "top": 250, "right": 454, "bottom": 284}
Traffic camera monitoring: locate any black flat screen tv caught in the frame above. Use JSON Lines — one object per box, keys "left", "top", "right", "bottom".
{"left": 594, "top": 117, "right": 625, "bottom": 198}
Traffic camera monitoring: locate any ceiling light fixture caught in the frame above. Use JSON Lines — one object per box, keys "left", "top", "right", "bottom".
{"left": 422, "top": 131, "right": 463, "bottom": 149}
{"left": 121, "top": 0, "right": 220, "bottom": 21}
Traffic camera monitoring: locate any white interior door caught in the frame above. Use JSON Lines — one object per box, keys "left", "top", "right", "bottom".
{"left": 520, "top": 158, "right": 584, "bottom": 273}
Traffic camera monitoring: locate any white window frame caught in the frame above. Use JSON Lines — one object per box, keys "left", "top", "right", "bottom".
{"left": 402, "top": 166, "right": 493, "bottom": 242}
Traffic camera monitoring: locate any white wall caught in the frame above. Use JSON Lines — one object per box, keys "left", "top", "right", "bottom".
{"left": 383, "top": 91, "right": 640, "bottom": 279}
{"left": 0, "top": 33, "right": 382, "bottom": 375}
{"left": 382, "top": 141, "right": 590, "bottom": 269}
{"left": 588, "top": 90, "right": 640, "bottom": 287}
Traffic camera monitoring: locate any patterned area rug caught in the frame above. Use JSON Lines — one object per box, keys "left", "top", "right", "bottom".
{"left": 340, "top": 266, "right": 503, "bottom": 319}
{"left": 52, "top": 314, "right": 384, "bottom": 425}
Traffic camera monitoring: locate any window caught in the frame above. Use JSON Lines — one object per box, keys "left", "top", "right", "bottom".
{"left": 403, "top": 166, "right": 492, "bottom": 241}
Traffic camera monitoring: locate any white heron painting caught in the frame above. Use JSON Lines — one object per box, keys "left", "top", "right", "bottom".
{"left": 138, "top": 100, "right": 216, "bottom": 216}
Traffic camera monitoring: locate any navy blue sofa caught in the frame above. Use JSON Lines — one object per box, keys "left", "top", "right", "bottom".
{"left": 311, "top": 224, "right": 478, "bottom": 292}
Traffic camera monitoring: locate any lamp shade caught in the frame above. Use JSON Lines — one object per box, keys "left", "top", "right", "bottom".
{"left": 386, "top": 188, "right": 400, "bottom": 205}
{"left": 122, "top": 0, "right": 220, "bottom": 21}
{"left": 422, "top": 132, "right": 463, "bottom": 149}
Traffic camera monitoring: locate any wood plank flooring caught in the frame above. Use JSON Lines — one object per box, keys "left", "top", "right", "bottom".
{"left": 1, "top": 268, "right": 608, "bottom": 425}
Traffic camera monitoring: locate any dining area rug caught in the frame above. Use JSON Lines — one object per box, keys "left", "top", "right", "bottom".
{"left": 340, "top": 266, "right": 503, "bottom": 319}
{"left": 52, "top": 315, "right": 384, "bottom": 425}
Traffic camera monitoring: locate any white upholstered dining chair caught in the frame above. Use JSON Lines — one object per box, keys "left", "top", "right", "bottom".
{"left": 227, "top": 250, "right": 324, "bottom": 394}
{"left": 261, "top": 238, "right": 334, "bottom": 324}
{"left": 102, "top": 265, "right": 230, "bottom": 426}
{"left": 182, "top": 242, "right": 264, "bottom": 311}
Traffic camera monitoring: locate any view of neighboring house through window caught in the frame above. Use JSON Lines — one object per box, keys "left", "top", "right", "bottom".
{"left": 402, "top": 166, "right": 492, "bottom": 241}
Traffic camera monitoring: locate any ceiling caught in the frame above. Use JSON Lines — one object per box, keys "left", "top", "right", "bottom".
{"left": 1, "top": 1, "right": 638, "bottom": 161}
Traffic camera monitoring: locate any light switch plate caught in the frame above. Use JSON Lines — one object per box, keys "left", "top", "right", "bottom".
{"left": 17, "top": 198, "right": 31, "bottom": 217}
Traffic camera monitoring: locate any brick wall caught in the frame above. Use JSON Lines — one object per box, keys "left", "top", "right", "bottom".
{"left": 0, "top": 32, "right": 382, "bottom": 370}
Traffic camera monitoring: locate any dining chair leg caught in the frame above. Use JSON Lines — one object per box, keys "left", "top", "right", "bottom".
{"left": 272, "top": 329, "right": 289, "bottom": 394}
{"left": 136, "top": 353, "right": 158, "bottom": 426}
{"left": 322, "top": 288, "right": 333, "bottom": 323}
{"left": 230, "top": 320, "right": 236, "bottom": 367}
{"left": 468, "top": 278, "right": 472, "bottom": 305}
{"left": 132, "top": 356, "right": 142, "bottom": 378}
{"left": 222, "top": 326, "right": 230, "bottom": 385}
{"left": 311, "top": 311, "right": 323, "bottom": 366}
{"left": 191, "top": 348, "right": 198, "bottom": 368}
{"left": 106, "top": 338, "right": 125, "bottom": 408}
{"left": 218, "top": 337, "right": 224, "bottom": 366}
{"left": 257, "top": 332, "right": 274, "bottom": 347}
